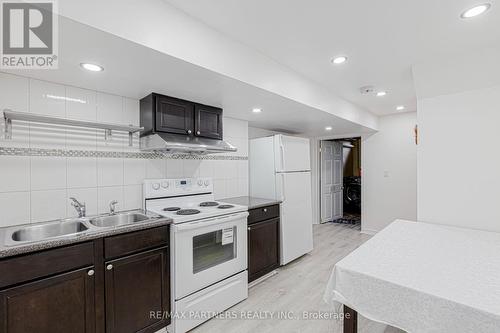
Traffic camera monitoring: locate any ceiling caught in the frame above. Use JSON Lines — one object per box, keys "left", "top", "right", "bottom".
{"left": 164, "top": 0, "right": 500, "bottom": 115}
{"left": 2, "top": 17, "right": 371, "bottom": 137}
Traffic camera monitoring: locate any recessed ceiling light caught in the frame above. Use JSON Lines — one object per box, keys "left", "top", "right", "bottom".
{"left": 461, "top": 3, "right": 491, "bottom": 18}
{"left": 252, "top": 108, "right": 262, "bottom": 113}
{"left": 325, "top": 126, "right": 333, "bottom": 131}
{"left": 331, "top": 56, "right": 347, "bottom": 65}
{"left": 376, "top": 91, "right": 387, "bottom": 97}
{"left": 80, "top": 63, "right": 104, "bottom": 72}
{"left": 396, "top": 105, "right": 405, "bottom": 111}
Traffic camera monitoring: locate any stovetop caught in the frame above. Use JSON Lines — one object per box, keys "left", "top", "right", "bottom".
{"left": 147, "top": 200, "right": 247, "bottom": 224}
{"left": 143, "top": 178, "right": 247, "bottom": 224}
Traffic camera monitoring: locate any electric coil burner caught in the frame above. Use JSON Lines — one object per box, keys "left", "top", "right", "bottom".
{"left": 218, "top": 204, "right": 235, "bottom": 209}
{"left": 176, "top": 209, "right": 201, "bottom": 215}
{"left": 163, "top": 207, "right": 181, "bottom": 212}
{"left": 200, "top": 201, "right": 219, "bottom": 207}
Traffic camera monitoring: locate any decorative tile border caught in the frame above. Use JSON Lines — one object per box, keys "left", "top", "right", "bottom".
{"left": 0, "top": 147, "right": 248, "bottom": 160}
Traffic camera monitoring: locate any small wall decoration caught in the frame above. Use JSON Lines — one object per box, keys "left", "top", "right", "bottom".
{"left": 414, "top": 125, "right": 419, "bottom": 145}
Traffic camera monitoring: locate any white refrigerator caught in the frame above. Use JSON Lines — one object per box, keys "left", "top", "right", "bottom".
{"left": 249, "top": 134, "right": 314, "bottom": 265}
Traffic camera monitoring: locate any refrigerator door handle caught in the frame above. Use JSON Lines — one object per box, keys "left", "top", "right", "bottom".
{"left": 279, "top": 135, "right": 285, "bottom": 171}
{"left": 279, "top": 173, "right": 286, "bottom": 202}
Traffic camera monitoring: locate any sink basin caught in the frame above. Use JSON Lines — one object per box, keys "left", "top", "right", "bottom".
{"left": 11, "top": 220, "right": 88, "bottom": 243}
{"left": 89, "top": 212, "right": 150, "bottom": 228}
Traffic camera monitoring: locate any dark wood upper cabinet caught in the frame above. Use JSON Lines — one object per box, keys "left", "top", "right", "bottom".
{"left": 0, "top": 267, "right": 96, "bottom": 333}
{"left": 104, "top": 247, "right": 169, "bottom": 333}
{"left": 194, "top": 104, "right": 223, "bottom": 140}
{"left": 140, "top": 93, "right": 223, "bottom": 139}
{"left": 248, "top": 215, "right": 280, "bottom": 283}
{"left": 155, "top": 95, "right": 194, "bottom": 135}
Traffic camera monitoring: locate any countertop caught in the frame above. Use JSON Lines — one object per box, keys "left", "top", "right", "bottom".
{"left": 0, "top": 210, "right": 173, "bottom": 259}
{"left": 222, "top": 196, "right": 281, "bottom": 210}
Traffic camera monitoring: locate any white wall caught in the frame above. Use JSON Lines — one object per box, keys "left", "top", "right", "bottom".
{"left": 0, "top": 72, "right": 248, "bottom": 227}
{"left": 417, "top": 84, "right": 500, "bottom": 232}
{"left": 362, "top": 112, "right": 417, "bottom": 233}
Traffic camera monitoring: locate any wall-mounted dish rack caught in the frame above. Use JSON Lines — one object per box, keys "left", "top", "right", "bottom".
{"left": 3, "top": 109, "right": 144, "bottom": 146}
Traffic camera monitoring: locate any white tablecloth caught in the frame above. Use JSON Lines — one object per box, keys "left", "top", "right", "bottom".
{"left": 324, "top": 220, "right": 500, "bottom": 333}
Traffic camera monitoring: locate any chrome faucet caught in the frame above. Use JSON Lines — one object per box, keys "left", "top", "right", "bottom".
{"left": 69, "top": 197, "right": 86, "bottom": 218}
{"left": 109, "top": 200, "right": 118, "bottom": 215}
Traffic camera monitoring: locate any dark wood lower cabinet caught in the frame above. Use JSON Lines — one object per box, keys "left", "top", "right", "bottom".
{"left": 248, "top": 217, "right": 280, "bottom": 282}
{"left": 0, "top": 267, "right": 96, "bottom": 333}
{"left": 0, "top": 226, "right": 170, "bottom": 333}
{"left": 105, "top": 247, "right": 169, "bottom": 333}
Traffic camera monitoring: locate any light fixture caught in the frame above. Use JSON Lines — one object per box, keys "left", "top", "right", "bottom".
{"left": 461, "top": 3, "right": 491, "bottom": 18}
{"left": 252, "top": 108, "right": 262, "bottom": 113}
{"left": 331, "top": 56, "right": 347, "bottom": 65}
{"left": 396, "top": 105, "right": 405, "bottom": 111}
{"left": 325, "top": 126, "right": 333, "bottom": 131}
{"left": 376, "top": 91, "right": 387, "bottom": 97}
{"left": 80, "top": 63, "right": 104, "bottom": 72}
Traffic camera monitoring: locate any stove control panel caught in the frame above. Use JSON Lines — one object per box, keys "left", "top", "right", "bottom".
{"left": 144, "top": 178, "right": 213, "bottom": 198}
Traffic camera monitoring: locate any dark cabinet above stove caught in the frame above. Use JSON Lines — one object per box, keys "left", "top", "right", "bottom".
{"left": 195, "top": 104, "right": 223, "bottom": 140}
{"left": 155, "top": 95, "right": 194, "bottom": 135}
{"left": 141, "top": 93, "right": 223, "bottom": 140}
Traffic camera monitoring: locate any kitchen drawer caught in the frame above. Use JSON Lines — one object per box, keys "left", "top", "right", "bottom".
{"left": 0, "top": 242, "right": 94, "bottom": 289}
{"left": 248, "top": 204, "right": 280, "bottom": 225}
{"left": 104, "top": 226, "right": 169, "bottom": 260}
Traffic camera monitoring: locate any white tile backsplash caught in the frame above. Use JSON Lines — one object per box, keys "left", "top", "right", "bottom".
{"left": 97, "top": 92, "right": 123, "bottom": 123}
{"left": 0, "top": 192, "right": 30, "bottom": 227}
{"left": 146, "top": 159, "right": 166, "bottom": 179}
{"left": 0, "top": 72, "right": 29, "bottom": 112}
{"left": 66, "top": 187, "right": 98, "bottom": 217}
{"left": 98, "top": 186, "right": 124, "bottom": 214}
{"left": 29, "top": 79, "right": 66, "bottom": 117}
{"left": 167, "top": 159, "right": 184, "bottom": 178}
{"left": 66, "top": 87, "right": 97, "bottom": 121}
{"left": 0, "top": 156, "right": 30, "bottom": 192}
{"left": 123, "top": 185, "right": 143, "bottom": 210}
{"left": 0, "top": 73, "right": 249, "bottom": 226}
{"left": 97, "top": 158, "right": 124, "bottom": 187}
{"left": 123, "top": 159, "right": 146, "bottom": 185}
{"left": 67, "top": 157, "right": 98, "bottom": 189}
{"left": 31, "top": 157, "right": 67, "bottom": 190}
{"left": 31, "top": 189, "right": 67, "bottom": 223}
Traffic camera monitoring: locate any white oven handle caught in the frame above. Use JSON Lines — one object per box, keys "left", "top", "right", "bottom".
{"left": 175, "top": 211, "right": 249, "bottom": 232}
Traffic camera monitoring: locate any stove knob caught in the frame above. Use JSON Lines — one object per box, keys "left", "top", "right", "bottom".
{"left": 197, "top": 180, "right": 203, "bottom": 186}
{"left": 152, "top": 183, "right": 160, "bottom": 190}
{"left": 204, "top": 180, "right": 210, "bottom": 186}
{"left": 161, "top": 181, "right": 169, "bottom": 189}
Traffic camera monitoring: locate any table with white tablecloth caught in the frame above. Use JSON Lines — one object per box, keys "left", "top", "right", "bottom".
{"left": 324, "top": 220, "right": 500, "bottom": 333}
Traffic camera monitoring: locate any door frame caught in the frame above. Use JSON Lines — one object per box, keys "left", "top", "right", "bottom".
{"left": 315, "top": 134, "right": 364, "bottom": 230}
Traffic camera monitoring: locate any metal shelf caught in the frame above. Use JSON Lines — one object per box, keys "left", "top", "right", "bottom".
{"left": 3, "top": 109, "right": 144, "bottom": 146}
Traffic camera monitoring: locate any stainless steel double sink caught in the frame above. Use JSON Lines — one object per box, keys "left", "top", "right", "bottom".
{"left": 4, "top": 210, "right": 160, "bottom": 246}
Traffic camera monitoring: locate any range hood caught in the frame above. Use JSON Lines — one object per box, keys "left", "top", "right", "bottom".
{"left": 140, "top": 132, "right": 237, "bottom": 154}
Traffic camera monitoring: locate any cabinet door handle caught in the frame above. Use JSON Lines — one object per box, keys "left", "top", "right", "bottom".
{"left": 196, "top": 131, "right": 201, "bottom": 135}
{"left": 247, "top": 227, "right": 251, "bottom": 231}
{"left": 106, "top": 264, "right": 113, "bottom": 271}
{"left": 87, "top": 269, "right": 95, "bottom": 276}
{"left": 187, "top": 130, "right": 192, "bottom": 134}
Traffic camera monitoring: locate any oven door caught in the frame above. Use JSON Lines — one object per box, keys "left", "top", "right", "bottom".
{"left": 173, "top": 211, "right": 248, "bottom": 299}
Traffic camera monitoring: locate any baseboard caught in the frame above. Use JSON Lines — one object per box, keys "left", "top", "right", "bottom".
{"left": 360, "top": 228, "right": 378, "bottom": 235}
{"left": 249, "top": 270, "right": 278, "bottom": 288}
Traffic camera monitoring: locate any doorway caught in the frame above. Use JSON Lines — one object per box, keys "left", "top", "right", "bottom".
{"left": 320, "top": 137, "right": 361, "bottom": 228}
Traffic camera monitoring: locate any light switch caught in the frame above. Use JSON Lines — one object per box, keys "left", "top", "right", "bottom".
{"left": 384, "top": 171, "right": 389, "bottom": 178}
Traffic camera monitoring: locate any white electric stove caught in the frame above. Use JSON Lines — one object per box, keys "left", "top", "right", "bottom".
{"left": 143, "top": 178, "right": 249, "bottom": 333}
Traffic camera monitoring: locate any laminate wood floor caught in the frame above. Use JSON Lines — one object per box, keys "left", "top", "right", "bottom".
{"left": 190, "top": 223, "right": 404, "bottom": 333}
